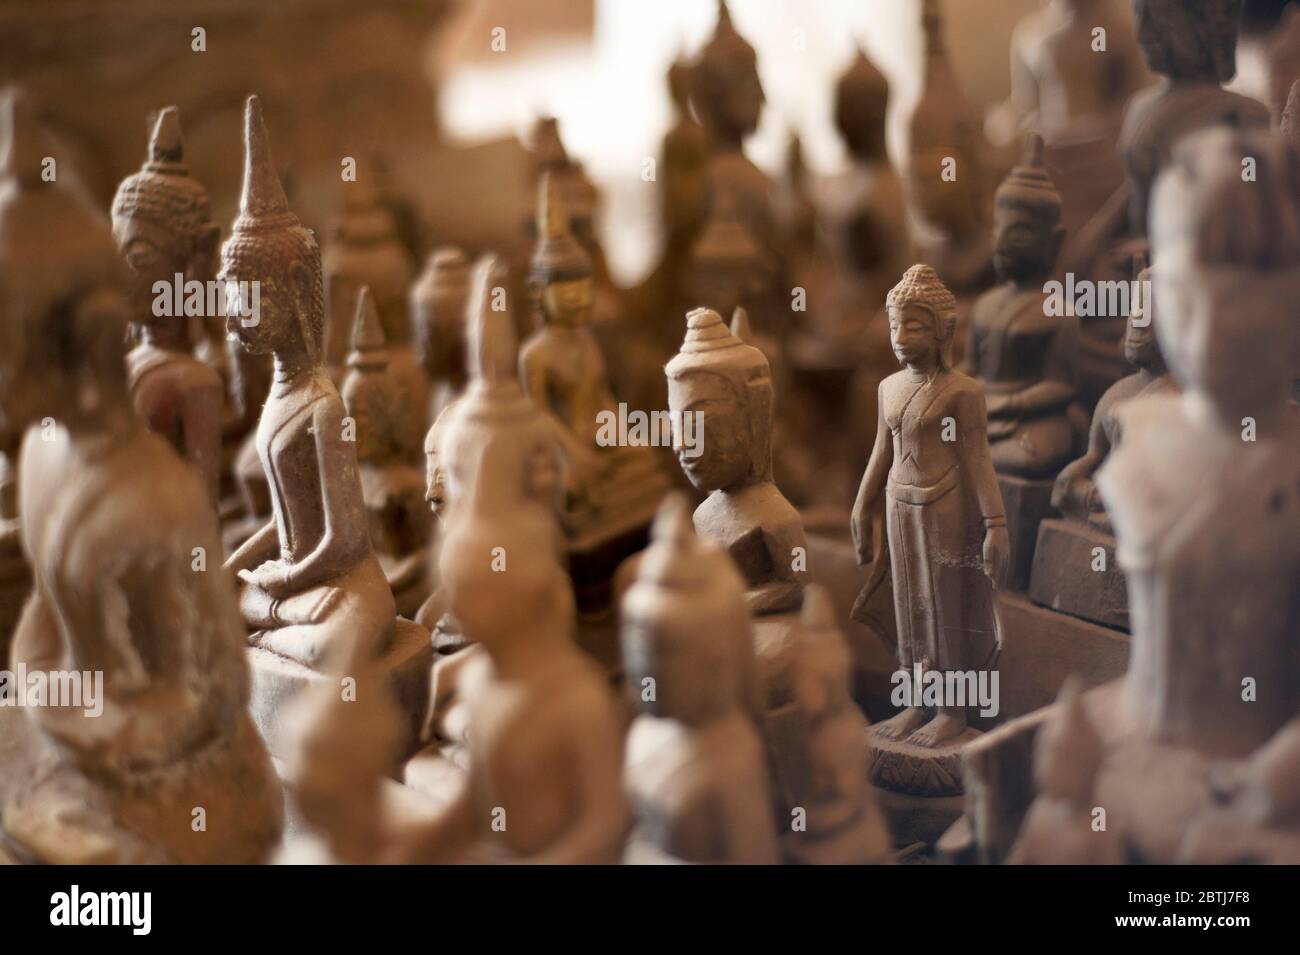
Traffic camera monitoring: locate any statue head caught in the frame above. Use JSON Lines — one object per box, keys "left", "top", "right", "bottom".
{"left": 323, "top": 178, "right": 415, "bottom": 367}
{"left": 439, "top": 254, "right": 565, "bottom": 528}
{"left": 1150, "top": 127, "right": 1300, "bottom": 418}
{"left": 834, "top": 44, "right": 890, "bottom": 162}
{"left": 0, "top": 87, "right": 133, "bottom": 435}
{"left": 885, "top": 264, "right": 958, "bottom": 370}
{"left": 666, "top": 306, "right": 772, "bottom": 492}
{"left": 411, "top": 246, "right": 470, "bottom": 383}
{"left": 529, "top": 116, "right": 598, "bottom": 241}
{"left": 688, "top": 1, "right": 765, "bottom": 145}
{"left": 685, "top": 184, "right": 763, "bottom": 320}
{"left": 111, "top": 106, "right": 219, "bottom": 328}
{"left": 220, "top": 95, "right": 325, "bottom": 363}
{"left": 1132, "top": 0, "right": 1242, "bottom": 83}
{"left": 341, "top": 286, "right": 400, "bottom": 465}
{"left": 1123, "top": 258, "right": 1165, "bottom": 372}
{"left": 993, "top": 134, "right": 1064, "bottom": 284}
{"left": 438, "top": 506, "right": 573, "bottom": 657}
{"left": 621, "top": 494, "right": 754, "bottom": 726}
{"left": 667, "top": 52, "right": 693, "bottom": 113}
{"left": 1034, "top": 677, "right": 1103, "bottom": 804}
{"left": 530, "top": 170, "right": 593, "bottom": 329}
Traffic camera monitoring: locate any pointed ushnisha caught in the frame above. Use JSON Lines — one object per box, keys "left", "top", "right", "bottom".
{"left": 234, "top": 94, "right": 297, "bottom": 234}
{"left": 468, "top": 255, "right": 522, "bottom": 394}
{"left": 347, "top": 285, "right": 388, "bottom": 372}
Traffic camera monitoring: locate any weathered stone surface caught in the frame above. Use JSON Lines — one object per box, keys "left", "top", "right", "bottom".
{"left": 1028, "top": 518, "right": 1128, "bottom": 630}
{"left": 998, "top": 473, "right": 1056, "bottom": 591}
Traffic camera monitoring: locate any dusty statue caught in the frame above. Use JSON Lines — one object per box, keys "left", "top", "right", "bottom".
{"left": 341, "top": 286, "right": 434, "bottom": 618}
{"left": 620, "top": 495, "right": 778, "bottom": 864}
{"left": 111, "top": 105, "right": 224, "bottom": 504}
{"left": 221, "top": 95, "right": 395, "bottom": 673}
{"left": 1007, "top": 679, "right": 1125, "bottom": 864}
{"left": 1097, "top": 127, "right": 1300, "bottom": 760}
{"left": 1052, "top": 260, "right": 1176, "bottom": 528}
{"left": 963, "top": 134, "right": 1081, "bottom": 480}
{"left": 851, "top": 265, "right": 1009, "bottom": 748}
{"left": 0, "top": 89, "right": 281, "bottom": 864}
{"left": 666, "top": 307, "right": 809, "bottom": 616}
{"left": 322, "top": 177, "right": 425, "bottom": 464}
{"left": 399, "top": 508, "right": 629, "bottom": 863}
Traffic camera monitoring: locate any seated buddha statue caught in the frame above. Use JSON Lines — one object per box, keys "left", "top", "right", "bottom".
{"left": 0, "top": 89, "right": 280, "bottom": 864}
{"left": 221, "top": 95, "right": 395, "bottom": 672}
{"left": 110, "top": 105, "right": 223, "bottom": 505}
{"left": 341, "top": 287, "right": 434, "bottom": 618}
{"left": 963, "top": 135, "right": 1081, "bottom": 480}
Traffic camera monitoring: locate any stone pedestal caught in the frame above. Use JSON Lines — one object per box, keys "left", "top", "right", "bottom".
{"left": 1028, "top": 518, "right": 1128, "bottom": 630}
{"left": 997, "top": 474, "right": 1057, "bottom": 591}
{"left": 249, "top": 617, "right": 432, "bottom": 759}
{"left": 868, "top": 726, "right": 980, "bottom": 847}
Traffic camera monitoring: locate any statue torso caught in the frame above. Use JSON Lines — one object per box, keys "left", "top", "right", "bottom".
{"left": 258, "top": 371, "right": 338, "bottom": 562}
{"left": 881, "top": 368, "right": 974, "bottom": 490}
{"left": 970, "top": 284, "right": 1062, "bottom": 389}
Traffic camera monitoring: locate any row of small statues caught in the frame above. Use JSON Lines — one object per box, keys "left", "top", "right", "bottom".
{"left": 0, "top": 0, "right": 1297, "bottom": 865}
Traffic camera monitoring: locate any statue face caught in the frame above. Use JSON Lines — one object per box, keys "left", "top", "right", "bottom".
{"left": 667, "top": 371, "right": 750, "bottom": 491}
{"left": 413, "top": 294, "right": 465, "bottom": 380}
{"left": 669, "top": 370, "right": 738, "bottom": 483}
{"left": 888, "top": 304, "right": 940, "bottom": 368}
{"left": 539, "top": 276, "right": 592, "bottom": 326}
{"left": 909, "top": 152, "right": 977, "bottom": 233}
{"left": 113, "top": 216, "right": 187, "bottom": 324}
{"left": 993, "top": 201, "right": 1057, "bottom": 283}
{"left": 724, "top": 62, "right": 765, "bottom": 138}
{"left": 221, "top": 267, "right": 295, "bottom": 358}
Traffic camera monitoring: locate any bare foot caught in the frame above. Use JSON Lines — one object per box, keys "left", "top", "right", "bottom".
{"left": 908, "top": 709, "right": 967, "bottom": 747}
{"left": 873, "top": 707, "right": 928, "bottom": 741}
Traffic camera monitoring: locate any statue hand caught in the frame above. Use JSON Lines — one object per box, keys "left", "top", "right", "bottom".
{"left": 239, "top": 559, "right": 293, "bottom": 598}
{"left": 982, "top": 525, "right": 1010, "bottom": 589}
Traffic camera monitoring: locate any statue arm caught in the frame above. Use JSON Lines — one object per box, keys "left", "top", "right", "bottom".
{"left": 1052, "top": 402, "right": 1111, "bottom": 515}
{"left": 1008, "top": 318, "right": 1079, "bottom": 415}
{"left": 747, "top": 520, "right": 809, "bottom": 615}
{"left": 280, "top": 399, "right": 369, "bottom": 592}
{"left": 958, "top": 389, "right": 1007, "bottom": 525}
{"left": 224, "top": 519, "right": 278, "bottom": 574}
{"left": 851, "top": 392, "right": 892, "bottom": 563}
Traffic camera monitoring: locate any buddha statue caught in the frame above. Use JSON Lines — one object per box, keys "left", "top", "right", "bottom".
{"left": 666, "top": 307, "right": 808, "bottom": 616}
{"left": 1007, "top": 679, "right": 1125, "bottom": 864}
{"left": 850, "top": 265, "right": 1008, "bottom": 748}
{"left": 110, "top": 105, "right": 224, "bottom": 505}
{"left": 1065, "top": 0, "right": 1269, "bottom": 401}
{"left": 401, "top": 508, "right": 629, "bottom": 863}
{"left": 987, "top": 0, "right": 1149, "bottom": 242}
{"left": 1097, "top": 127, "right": 1300, "bottom": 759}
{"left": 341, "top": 286, "right": 434, "bottom": 618}
{"left": 0, "top": 89, "right": 281, "bottom": 864}
{"left": 321, "top": 176, "right": 425, "bottom": 464}
{"left": 963, "top": 134, "right": 1081, "bottom": 480}
{"left": 1052, "top": 260, "right": 1177, "bottom": 529}
{"left": 906, "top": 0, "right": 994, "bottom": 296}
{"left": 783, "top": 586, "right": 892, "bottom": 864}
{"left": 620, "top": 495, "right": 778, "bottom": 865}
{"left": 1120, "top": 0, "right": 1270, "bottom": 238}
{"left": 410, "top": 246, "right": 470, "bottom": 427}
{"left": 521, "top": 171, "right": 668, "bottom": 606}
{"left": 221, "top": 95, "right": 395, "bottom": 674}
{"left": 824, "top": 43, "right": 910, "bottom": 339}
{"left": 688, "top": 1, "right": 783, "bottom": 286}
{"left": 417, "top": 254, "right": 566, "bottom": 648}
{"left": 661, "top": 52, "right": 710, "bottom": 254}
